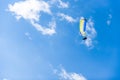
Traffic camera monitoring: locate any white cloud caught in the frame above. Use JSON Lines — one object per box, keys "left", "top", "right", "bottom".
{"left": 107, "top": 14, "right": 112, "bottom": 26}
{"left": 48, "top": 19, "right": 56, "bottom": 29}
{"left": 31, "top": 20, "right": 56, "bottom": 35}
{"left": 54, "top": 68, "right": 87, "bottom": 80}
{"left": 8, "top": 0, "right": 51, "bottom": 21}
{"left": 81, "top": 17, "right": 97, "bottom": 48}
{"left": 84, "top": 38, "right": 92, "bottom": 47}
{"left": 58, "top": 13, "right": 76, "bottom": 23}
{"left": 8, "top": 0, "right": 56, "bottom": 35}
{"left": 48, "top": 0, "right": 69, "bottom": 8}
{"left": 58, "top": 0, "right": 69, "bottom": 8}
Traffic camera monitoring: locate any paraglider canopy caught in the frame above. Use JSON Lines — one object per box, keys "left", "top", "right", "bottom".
{"left": 79, "top": 17, "right": 87, "bottom": 40}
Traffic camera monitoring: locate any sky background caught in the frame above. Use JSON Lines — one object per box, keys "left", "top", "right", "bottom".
{"left": 0, "top": 0, "right": 120, "bottom": 80}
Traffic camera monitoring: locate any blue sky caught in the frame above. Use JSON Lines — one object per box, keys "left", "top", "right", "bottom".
{"left": 0, "top": 0, "right": 120, "bottom": 80}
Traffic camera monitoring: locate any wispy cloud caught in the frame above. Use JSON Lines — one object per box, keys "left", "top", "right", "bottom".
{"left": 58, "top": 0, "right": 69, "bottom": 8}
{"left": 58, "top": 13, "right": 76, "bottom": 23}
{"left": 25, "top": 32, "right": 32, "bottom": 40}
{"left": 54, "top": 67, "right": 87, "bottom": 80}
{"left": 107, "top": 14, "right": 112, "bottom": 26}
{"left": 49, "top": 0, "right": 69, "bottom": 8}
{"left": 8, "top": 0, "right": 56, "bottom": 35}
{"left": 31, "top": 20, "right": 56, "bottom": 35}
{"left": 81, "top": 17, "right": 97, "bottom": 48}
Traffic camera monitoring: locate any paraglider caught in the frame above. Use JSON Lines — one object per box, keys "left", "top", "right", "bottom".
{"left": 79, "top": 17, "right": 87, "bottom": 40}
